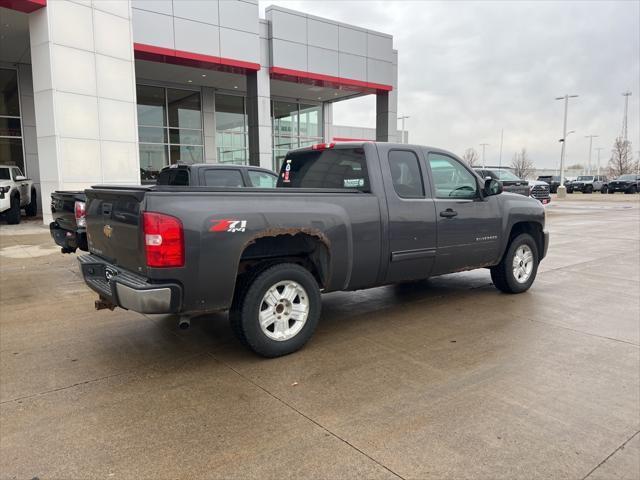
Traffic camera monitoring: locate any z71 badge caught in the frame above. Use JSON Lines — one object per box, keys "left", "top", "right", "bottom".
{"left": 210, "top": 219, "right": 247, "bottom": 233}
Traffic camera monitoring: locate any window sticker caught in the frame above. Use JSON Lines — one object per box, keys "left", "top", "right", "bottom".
{"left": 343, "top": 178, "right": 364, "bottom": 188}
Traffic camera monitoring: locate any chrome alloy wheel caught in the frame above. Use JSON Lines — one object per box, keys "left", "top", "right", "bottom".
{"left": 512, "top": 244, "right": 534, "bottom": 284}
{"left": 259, "top": 281, "right": 309, "bottom": 341}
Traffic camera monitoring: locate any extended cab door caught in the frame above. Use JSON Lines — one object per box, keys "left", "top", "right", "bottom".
{"left": 425, "top": 151, "right": 502, "bottom": 275}
{"left": 379, "top": 145, "right": 437, "bottom": 283}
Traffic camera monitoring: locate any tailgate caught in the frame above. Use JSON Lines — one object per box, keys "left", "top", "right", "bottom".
{"left": 85, "top": 187, "right": 149, "bottom": 274}
{"left": 51, "top": 191, "right": 84, "bottom": 230}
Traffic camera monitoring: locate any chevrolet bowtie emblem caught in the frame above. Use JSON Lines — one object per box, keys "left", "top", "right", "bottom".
{"left": 103, "top": 224, "right": 113, "bottom": 238}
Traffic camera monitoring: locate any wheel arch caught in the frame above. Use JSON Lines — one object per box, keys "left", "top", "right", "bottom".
{"left": 506, "top": 221, "right": 544, "bottom": 259}
{"left": 235, "top": 230, "right": 331, "bottom": 292}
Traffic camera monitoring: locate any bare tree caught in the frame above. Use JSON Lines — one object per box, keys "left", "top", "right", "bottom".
{"left": 608, "top": 137, "right": 635, "bottom": 177}
{"left": 511, "top": 148, "right": 535, "bottom": 179}
{"left": 462, "top": 148, "right": 479, "bottom": 167}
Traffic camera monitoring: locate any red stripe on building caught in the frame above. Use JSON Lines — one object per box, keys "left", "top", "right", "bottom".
{"left": 133, "top": 43, "right": 260, "bottom": 74}
{"left": 0, "top": 0, "right": 46, "bottom": 13}
{"left": 270, "top": 66, "right": 392, "bottom": 94}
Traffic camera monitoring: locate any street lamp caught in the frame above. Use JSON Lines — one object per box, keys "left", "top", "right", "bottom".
{"left": 595, "top": 147, "right": 604, "bottom": 176}
{"left": 479, "top": 143, "right": 490, "bottom": 168}
{"left": 584, "top": 135, "right": 598, "bottom": 175}
{"left": 398, "top": 115, "right": 410, "bottom": 144}
{"left": 555, "top": 94, "right": 579, "bottom": 197}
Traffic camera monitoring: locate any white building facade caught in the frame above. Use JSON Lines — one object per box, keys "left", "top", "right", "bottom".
{"left": 0, "top": 0, "right": 399, "bottom": 222}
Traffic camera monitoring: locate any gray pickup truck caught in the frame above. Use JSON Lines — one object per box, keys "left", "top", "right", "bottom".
{"left": 79, "top": 142, "right": 549, "bottom": 357}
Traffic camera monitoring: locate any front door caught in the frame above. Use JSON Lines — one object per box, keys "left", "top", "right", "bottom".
{"left": 426, "top": 152, "right": 502, "bottom": 274}
{"left": 379, "top": 145, "right": 437, "bottom": 283}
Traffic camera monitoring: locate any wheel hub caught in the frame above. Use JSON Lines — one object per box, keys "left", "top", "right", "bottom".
{"left": 259, "top": 281, "right": 309, "bottom": 341}
{"left": 512, "top": 244, "right": 534, "bottom": 284}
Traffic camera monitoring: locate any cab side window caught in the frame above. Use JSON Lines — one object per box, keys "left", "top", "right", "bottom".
{"left": 428, "top": 154, "right": 477, "bottom": 199}
{"left": 388, "top": 150, "right": 424, "bottom": 198}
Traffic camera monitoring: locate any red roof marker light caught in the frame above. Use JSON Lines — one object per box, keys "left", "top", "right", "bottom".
{"left": 311, "top": 143, "right": 335, "bottom": 151}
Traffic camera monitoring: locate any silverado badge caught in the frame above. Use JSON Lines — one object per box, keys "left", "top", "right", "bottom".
{"left": 103, "top": 224, "right": 113, "bottom": 238}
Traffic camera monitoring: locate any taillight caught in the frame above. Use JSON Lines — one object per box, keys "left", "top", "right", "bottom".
{"left": 143, "top": 212, "right": 184, "bottom": 268}
{"left": 311, "top": 142, "right": 335, "bottom": 150}
{"left": 74, "top": 201, "right": 86, "bottom": 227}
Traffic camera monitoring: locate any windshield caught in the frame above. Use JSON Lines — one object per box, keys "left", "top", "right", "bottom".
{"left": 493, "top": 169, "right": 522, "bottom": 181}
{"left": 617, "top": 174, "right": 637, "bottom": 181}
{"left": 0, "top": 168, "right": 10, "bottom": 180}
{"left": 577, "top": 176, "right": 593, "bottom": 181}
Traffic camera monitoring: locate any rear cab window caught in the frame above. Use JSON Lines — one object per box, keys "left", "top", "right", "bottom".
{"left": 202, "top": 169, "right": 244, "bottom": 187}
{"left": 157, "top": 168, "right": 189, "bottom": 186}
{"left": 277, "top": 147, "right": 370, "bottom": 191}
{"left": 248, "top": 170, "right": 277, "bottom": 188}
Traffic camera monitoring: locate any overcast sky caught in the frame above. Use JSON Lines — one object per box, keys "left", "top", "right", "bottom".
{"left": 260, "top": 0, "right": 640, "bottom": 169}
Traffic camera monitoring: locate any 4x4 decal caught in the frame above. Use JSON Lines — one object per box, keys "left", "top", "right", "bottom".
{"left": 210, "top": 219, "right": 247, "bottom": 233}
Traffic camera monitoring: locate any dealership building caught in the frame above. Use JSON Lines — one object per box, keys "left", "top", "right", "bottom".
{"left": 0, "top": 0, "right": 399, "bottom": 222}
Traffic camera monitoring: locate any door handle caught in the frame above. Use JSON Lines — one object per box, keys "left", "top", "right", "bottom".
{"left": 440, "top": 209, "right": 458, "bottom": 218}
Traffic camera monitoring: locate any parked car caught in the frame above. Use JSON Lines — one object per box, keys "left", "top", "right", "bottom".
{"left": 537, "top": 175, "right": 561, "bottom": 193}
{"left": 567, "top": 175, "right": 608, "bottom": 194}
{"left": 78, "top": 142, "right": 549, "bottom": 357}
{"left": 528, "top": 180, "right": 552, "bottom": 205}
{"left": 0, "top": 165, "right": 37, "bottom": 224}
{"left": 608, "top": 174, "right": 640, "bottom": 194}
{"left": 473, "top": 167, "right": 530, "bottom": 197}
{"left": 49, "top": 164, "right": 278, "bottom": 253}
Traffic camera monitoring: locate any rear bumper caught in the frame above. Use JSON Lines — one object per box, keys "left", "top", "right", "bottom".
{"left": 78, "top": 254, "right": 182, "bottom": 314}
{"left": 50, "top": 222, "right": 87, "bottom": 252}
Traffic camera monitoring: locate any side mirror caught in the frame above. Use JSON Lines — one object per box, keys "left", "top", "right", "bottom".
{"left": 15, "top": 175, "right": 26, "bottom": 181}
{"left": 484, "top": 177, "right": 503, "bottom": 196}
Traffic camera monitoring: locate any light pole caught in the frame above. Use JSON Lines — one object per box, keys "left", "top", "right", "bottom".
{"left": 398, "top": 115, "right": 410, "bottom": 144}
{"left": 480, "top": 143, "right": 489, "bottom": 168}
{"left": 595, "top": 147, "right": 604, "bottom": 176}
{"left": 584, "top": 135, "right": 598, "bottom": 175}
{"left": 555, "top": 94, "right": 579, "bottom": 197}
{"left": 557, "top": 130, "right": 575, "bottom": 175}
{"left": 498, "top": 129, "right": 504, "bottom": 168}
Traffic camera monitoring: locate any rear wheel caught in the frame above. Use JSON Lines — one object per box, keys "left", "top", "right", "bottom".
{"left": 601, "top": 185, "right": 608, "bottom": 194}
{"left": 6, "top": 195, "right": 21, "bottom": 224}
{"left": 25, "top": 189, "right": 37, "bottom": 216}
{"left": 229, "top": 263, "right": 321, "bottom": 357}
{"left": 490, "top": 233, "right": 539, "bottom": 294}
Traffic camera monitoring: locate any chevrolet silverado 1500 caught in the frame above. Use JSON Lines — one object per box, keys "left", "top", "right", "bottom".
{"left": 79, "top": 142, "right": 549, "bottom": 357}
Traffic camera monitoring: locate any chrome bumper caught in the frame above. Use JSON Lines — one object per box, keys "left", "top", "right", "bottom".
{"left": 78, "top": 254, "right": 181, "bottom": 314}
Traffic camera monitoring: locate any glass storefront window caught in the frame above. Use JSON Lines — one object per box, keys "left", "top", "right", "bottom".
{"left": 215, "top": 93, "right": 248, "bottom": 165}
{"left": 0, "top": 69, "right": 24, "bottom": 170}
{"left": 137, "top": 84, "right": 203, "bottom": 182}
{"left": 272, "top": 100, "right": 322, "bottom": 171}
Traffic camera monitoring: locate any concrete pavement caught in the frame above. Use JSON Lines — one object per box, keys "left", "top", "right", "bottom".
{"left": 1, "top": 196, "right": 638, "bottom": 479}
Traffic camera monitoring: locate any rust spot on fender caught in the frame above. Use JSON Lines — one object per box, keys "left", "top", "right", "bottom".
{"left": 242, "top": 227, "right": 331, "bottom": 250}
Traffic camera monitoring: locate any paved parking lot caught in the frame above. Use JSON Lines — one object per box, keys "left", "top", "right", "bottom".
{"left": 1, "top": 195, "right": 638, "bottom": 479}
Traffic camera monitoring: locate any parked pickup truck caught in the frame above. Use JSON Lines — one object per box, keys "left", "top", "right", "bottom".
{"left": 50, "top": 163, "right": 278, "bottom": 253}
{"left": 79, "top": 142, "right": 549, "bottom": 357}
{"left": 0, "top": 165, "right": 37, "bottom": 224}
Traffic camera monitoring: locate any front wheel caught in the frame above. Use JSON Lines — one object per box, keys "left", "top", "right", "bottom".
{"left": 627, "top": 186, "right": 638, "bottom": 194}
{"left": 5, "top": 195, "right": 21, "bottom": 224}
{"left": 585, "top": 185, "right": 593, "bottom": 194}
{"left": 229, "top": 263, "right": 321, "bottom": 357}
{"left": 490, "top": 233, "right": 539, "bottom": 294}
{"left": 601, "top": 185, "right": 608, "bottom": 194}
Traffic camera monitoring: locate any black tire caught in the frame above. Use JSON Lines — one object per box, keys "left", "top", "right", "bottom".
{"left": 567, "top": 188, "right": 573, "bottom": 194}
{"left": 608, "top": 189, "right": 615, "bottom": 194}
{"left": 25, "top": 189, "right": 37, "bottom": 217}
{"left": 6, "top": 194, "right": 21, "bottom": 224}
{"left": 490, "top": 233, "right": 539, "bottom": 294}
{"left": 601, "top": 185, "right": 608, "bottom": 194}
{"left": 229, "top": 263, "right": 321, "bottom": 357}
{"left": 627, "top": 186, "right": 638, "bottom": 194}
{"left": 585, "top": 185, "right": 593, "bottom": 194}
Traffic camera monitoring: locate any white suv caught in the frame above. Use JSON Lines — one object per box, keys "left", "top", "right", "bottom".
{"left": 0, "top": 165, "right": 37, "bottom": 224}
{"left": 567, "top": 175, "right": 608, "bottom": 194}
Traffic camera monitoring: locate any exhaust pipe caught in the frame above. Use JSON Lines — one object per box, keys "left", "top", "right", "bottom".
{"left": 178, "top": 316, "right": 191, "bottom": 330}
